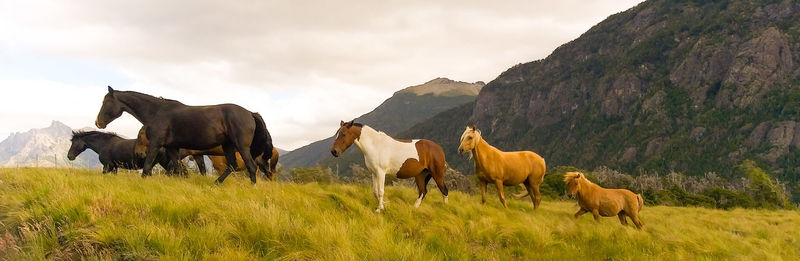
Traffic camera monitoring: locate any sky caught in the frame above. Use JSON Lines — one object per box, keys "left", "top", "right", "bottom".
{"left": 0, "top": 0, "right": 644, "bottom": 150}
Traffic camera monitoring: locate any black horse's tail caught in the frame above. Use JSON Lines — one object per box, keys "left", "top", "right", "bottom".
{"left": 251, "top": 112, "right": 273, "bottom": 161}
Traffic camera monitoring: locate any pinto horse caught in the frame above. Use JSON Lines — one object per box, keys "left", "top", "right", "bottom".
{"left": 95, "top": 86, "right": 273, "bottom": 184}
{"left": 564, "top": 172, "right": 644, "bottom": 229}
{"left": 331, "top": 120, "right": 448, "bottom": 212}
{"left": 458, "top": 126, "right": 546, "bottom": 209}
{"left": 67, "top": 131, "right": 171, "bottom": 173}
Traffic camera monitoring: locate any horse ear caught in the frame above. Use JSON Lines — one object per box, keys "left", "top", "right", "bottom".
{"left": 340, "top": 120, "right": 345, "bottom": 126}
{"left": 348, "top": 120, "right": 355, "bottom": 125}
{"left": 107, "top": 86, "right": 114, "bottom": 92}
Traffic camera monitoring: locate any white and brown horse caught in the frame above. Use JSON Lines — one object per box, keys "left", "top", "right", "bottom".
{"left": 331, "top": 120, "right": 448, "bottom": 212}
{"left": 458, "top": 126, "right": 546, "bottom": 209}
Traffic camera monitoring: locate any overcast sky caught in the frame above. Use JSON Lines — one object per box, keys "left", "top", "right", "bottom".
{"left": 0, "top": 0, "right": 643, "bottom": 150}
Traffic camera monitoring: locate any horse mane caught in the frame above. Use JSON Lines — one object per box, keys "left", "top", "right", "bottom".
{"left": 564, "top": 172, "right": 592, "bottom": 184}
{"left": 117, "top": 90, "right": 185, "bottom": 105}
{"left": 71, "top": 130, "right": 123, "bottom": 141}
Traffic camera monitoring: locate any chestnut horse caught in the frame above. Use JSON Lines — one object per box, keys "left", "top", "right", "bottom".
{"left": 209, "top": 147, "right": 280, "bottom": 181}
{"left": 95, "top": 86, "right": 272, "bottom": 184}
{"left": 331, "top": 120, "right": 448, "bottom": 212}
{"left": 135, "top": 128, "right": 279, "bottom": 180}
{"left": 564, "top": 172, "right": 644, "bottom": 229}
{"left": 134, "top": 127, "right": 206, "bottom": 174}
{"left": 458, "top": 126, "right": 546, "bottom": 209}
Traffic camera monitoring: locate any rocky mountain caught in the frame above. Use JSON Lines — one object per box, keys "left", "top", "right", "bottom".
{"left": 0, "top": 121, "right": 102, "bottom": 168}
{"left": 402, "top": 0, "right": 800, "bottom": 184}
{"left": 281, "top": 78, "right": 485, "bottom": 170}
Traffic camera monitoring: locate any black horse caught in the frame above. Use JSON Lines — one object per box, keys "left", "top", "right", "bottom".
{"left": 67, "top": 131, "right": 172, "bottom": 173}
{"left": 94, "top": 86, "right": 273, "bottom": 184}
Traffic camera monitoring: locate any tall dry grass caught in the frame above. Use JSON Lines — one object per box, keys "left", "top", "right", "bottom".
{"left": 0, "top": 168, "right": 798, "bottom": 260}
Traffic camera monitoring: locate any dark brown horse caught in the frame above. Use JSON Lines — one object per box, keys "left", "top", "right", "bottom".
{"left": 95, "top": 86, "right": 273, "bottom": 184}
{"left": 67, "top": 131, "right": 172, "bottom": 173}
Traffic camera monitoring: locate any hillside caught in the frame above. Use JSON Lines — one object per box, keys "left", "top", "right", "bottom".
{"left": 1, "top": 168, "right": 798, "bottom": 259}
{"left": 0, "top": 121, "right": 101, "bottom": 169}
{"left": 402, "top": 0, "right": 800, "bottom": 183}
{"left": 281, "top": 78, "right": 484, "bottom": 170}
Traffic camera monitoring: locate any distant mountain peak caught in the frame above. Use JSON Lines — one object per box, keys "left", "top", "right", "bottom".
{"left": 0, "top": 121, "right": 101, "bottom": 168}
{"left": 398, "top": 77, "right": 485, "bottom": 97}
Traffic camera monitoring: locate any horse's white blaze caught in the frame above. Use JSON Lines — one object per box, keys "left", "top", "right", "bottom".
{"left": 353, "top": 125, "right": 420, "bottom": 211}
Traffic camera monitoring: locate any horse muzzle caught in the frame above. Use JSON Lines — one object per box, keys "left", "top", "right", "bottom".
{"left": 331, "top": 150, "right": 339, "bottom": 157}
{"left": 67, "top": 155, "right": 76, "bottom": 161}
{"left": 457, "top": 148, "right": 465, "bottom": 155}
{"left": 95, "top": 120, "right": 106, "bottom": 129}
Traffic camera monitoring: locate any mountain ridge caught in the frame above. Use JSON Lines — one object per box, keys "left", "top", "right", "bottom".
{"left": 401, "top": 0, "right": 800, "bottom": 185}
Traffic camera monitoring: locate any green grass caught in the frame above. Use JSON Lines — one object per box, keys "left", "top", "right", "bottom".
{"left": 1, "top": 168, "right": 798, "bottom": 260}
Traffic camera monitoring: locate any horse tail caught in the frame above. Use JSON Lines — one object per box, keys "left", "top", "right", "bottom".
{"left": 250, "top": 112, "right": 273, "bottom": 162}
{"left": 637, "top": 194, "right": 644, "bottom": 210}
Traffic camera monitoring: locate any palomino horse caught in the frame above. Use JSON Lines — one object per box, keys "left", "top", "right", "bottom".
{"left": 95, "top": 86, "right": 273, "bottom": 184}
{"left": 209, "top": 147, "right": 280, "bottom": 180}
{"left": 564, "top": 172, "right": 644, "bottom": 229}
{"left": 67, "top": 131, "right": 172, "bottom": 173}
{"left": 458, "top": 126, "right": 546, "bottom": 209}
{"left": 136, "top": 128, "right": 279, "bottom": 180}
{"left": 331, "top": 120, "right": 448, "bottom": 212}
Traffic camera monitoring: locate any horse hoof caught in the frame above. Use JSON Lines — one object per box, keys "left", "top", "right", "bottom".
{"left": 375, "top": 208, "right": 382, "bottom": 213}
{"left": 444, "top": 197, "right": 449, "bottom": 204}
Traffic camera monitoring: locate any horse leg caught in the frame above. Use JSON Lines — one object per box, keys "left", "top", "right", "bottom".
{"left": 165, "top": 148, "right": 185, "bottom": 176}
{"left": 101, "top": 163, "right": 110, "bottom": 174}
{"left": 591, "top": 209, "right": 601, "bottom": 221}
{"left": 215, "top": 144, "right": 238, "bottom": 184}
{"left": 376, "top": 171, "right": 387, "bottom": 212}
{"left": 574, "top": 208, "right": 587, "bottom": 218}
{"left": 630, "top": 213, "right": 644, "bottom": 229}
{"left": 532, "top": 184, "right": 542, "bottom": 210}
{"left": 233, "top": 141, "right": 259, "bottom": 185}
{"left": 523, "top": 180, "right": 537, "bottom": 210}
{"left": 142, "top": 139, "right": 162, "bottom": 177}
{"left": 413, "top": 175, "right": 428, "bottom": 208}
{"left": 480, "top": 181, "right": 488, "bottom": 204}
{"left": 495, "top": 180, "right": 507, "bottom": 208}
{"left": 618, "top": 213, "right": 629, "bottom": 226}
{"left": 431, "top": 167, "right": 449, "bottom": 204}
{"left": 193, "top": 155, "right": 207, "bottom": 175}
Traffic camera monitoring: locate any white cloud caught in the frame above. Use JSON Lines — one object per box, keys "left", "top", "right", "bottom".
{"left": 0, "top": 0, "right": 643, "bottom": 150}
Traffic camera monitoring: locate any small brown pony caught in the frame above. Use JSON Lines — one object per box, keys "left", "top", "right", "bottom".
{"left": 209, "top": 147, "right": 280, "bottom": 181}
{"left": 564, "top": 172, "right": 644, "bottom": 229}
{"left": 458, "top": 126, "right": 546, "bottom": 209}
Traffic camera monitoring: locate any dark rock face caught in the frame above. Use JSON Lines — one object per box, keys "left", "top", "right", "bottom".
{"left": 404, "top": 0, "right": 800, "bottom": 181}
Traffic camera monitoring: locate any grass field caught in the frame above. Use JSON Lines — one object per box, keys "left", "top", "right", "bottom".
{"left": 0, "top": 168, "right": 798, "bottom": 260}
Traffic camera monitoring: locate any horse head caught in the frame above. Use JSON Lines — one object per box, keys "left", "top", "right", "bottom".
{"left": 458, "top": 126, "right": 482, "bottom": 155}
{"left": 564, "top": 172, "right": 585, "bottom": 198}
{"left": 134, "top": 126, "right": 148, "bottom": 158}
{"left": 95, "top": 86, "right": 125, "bottom": 129}
{"left": 67, "top": 131, "right": 89, "bottom": 160}
{"left": 330, "top": 120, "right": 362, "bottom": 157}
